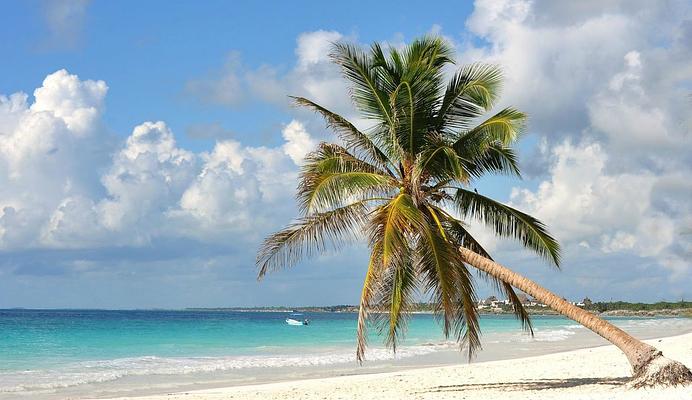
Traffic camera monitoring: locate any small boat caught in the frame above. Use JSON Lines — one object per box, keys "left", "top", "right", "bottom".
{"left": 285, "top": 313, "right": 310, "bottom": 326}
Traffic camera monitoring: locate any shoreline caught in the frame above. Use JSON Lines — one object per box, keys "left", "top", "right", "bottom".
{"left": 5, "top": 307, "right": 690, "bottom": 318}
{"left": 98, "top": 332, "right": 692, "bottom": 400}
{"left": 184, "top": 308, "right": 692, "bottom": 318}
{"left": 3, "top": 315, "right": 690, "bottom": 399}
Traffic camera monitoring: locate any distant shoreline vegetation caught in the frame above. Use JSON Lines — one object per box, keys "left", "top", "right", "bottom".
{"left": 186, "top": 301, "right": 692, "bottom": 317}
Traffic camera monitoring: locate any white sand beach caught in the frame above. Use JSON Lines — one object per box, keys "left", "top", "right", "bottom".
{"left": 103, "top": 333, "right": 692, "bottom": 400}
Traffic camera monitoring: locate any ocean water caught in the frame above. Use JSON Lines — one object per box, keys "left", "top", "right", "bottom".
{"left": 1, "top": 309, "right": 691, "bottom": 398}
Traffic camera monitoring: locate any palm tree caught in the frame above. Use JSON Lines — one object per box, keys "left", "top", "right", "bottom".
{"left": 256, "top": 37, "right": 691, "bottom": 387}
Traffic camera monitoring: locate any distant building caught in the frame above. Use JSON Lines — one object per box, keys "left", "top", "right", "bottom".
{"left": 478, "top": 296, "right": 501, "bottom": 308}
{"left": 528, "top": 298, "right": 548, "bottom": 307}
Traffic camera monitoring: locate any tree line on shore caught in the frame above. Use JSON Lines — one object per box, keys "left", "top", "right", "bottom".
{"left": 187, "top": 300, "right": 692, "bottom": 314}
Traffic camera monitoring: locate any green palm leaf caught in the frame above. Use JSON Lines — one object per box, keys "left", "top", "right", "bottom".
{"left": 376, "top": 240, "right": 417, "bottom": 352}
{"left": 453, "top": 188, "right": 561, "bottom": 267}
{"left": 299, "top": 171, "right": 392, "bottom": 213}
{"left": 416, "top": 211, "right": 481, "bottom": 359}
{"left": 356, "top": 240, "right": 384, "bottom": 363}
{"left": 416, "top": 135, "right": 467, "bottom": 183}
{"left": 436, "top": 63, "right": 503, "bottom": 132}
{"left": 257, "top": 202, "right": 369, "bottom": 278}
{"left": 367, "top": 194, "right": 424, "bottom": 351}
{"left": 453, "top": 107, "right": 526, "bottom": 150}
{"left": 302, "top": 142, "right": 387, "bottom": 176}
{"left": 443, "top": 217, "right": 533, "bottom": 335}
{"left": 331, "top": 43, "right": 393, "bottom": 124}
{"left": 417, "top": 220, "right": 458, "bottom": 337}
{"left": 298, "top": 145, "right": 394, "bottom": 213}
{"left": 462, "top": 142, "right": 521, "bottom": 179}
{"left": 291, "top": 97, "right": 394, "bottom": 171}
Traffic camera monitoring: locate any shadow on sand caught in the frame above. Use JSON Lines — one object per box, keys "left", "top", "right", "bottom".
{"left": 424, "top": 377, "right": 630, "bottom": 393}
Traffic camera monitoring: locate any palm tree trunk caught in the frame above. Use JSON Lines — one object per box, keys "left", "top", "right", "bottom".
{"left": 458, "top": 247, "right": 692, "bottom": 387}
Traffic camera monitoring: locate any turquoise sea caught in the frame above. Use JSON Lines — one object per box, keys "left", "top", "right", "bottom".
{"left": 1, "top": 309, "right": 691, "bottom": 398}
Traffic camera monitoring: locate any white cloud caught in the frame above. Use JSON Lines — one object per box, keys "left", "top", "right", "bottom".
{"left": 295, "top": 30, "right": 343, "bottom": 70}
{"left": 510, "top": 139, "right": 687, "bottom": 275}
{"left": 0, "top": 70, "right": 109, "bottom": 249}
{"left": 31, "top": 69, "right": 107, "bottom": 134}
{"left": 457, "top": 0, "right": 692, "bottom": 283}
{"left": 173, "top": 138, "right": 298, "bottom": 237}
{"left": 460, "top": 0, "right": 686, "bottom": 141}
{"left": 0, "top": 70, "right": 314, "bottom": 251}
{"left": 600, "top": 232, "right": 637, "bottom": 253}
{"left": 587, "top": 50, "right": 686, "bottom": 164}
{"left": 282, "top": 120, "right": 315, "bottom": 164}
{"left": 98, "top": 121, "right": 197, "bottom": 237}
{"left": 510, "top": 141, "right": 651, "bottom": 241}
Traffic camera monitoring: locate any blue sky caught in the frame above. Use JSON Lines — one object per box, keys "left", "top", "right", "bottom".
{"left": 0, "top": 0, "right": 690, "bottom": 308}
{"left": 1, "top": 1, "right": 473, "bottom": 149}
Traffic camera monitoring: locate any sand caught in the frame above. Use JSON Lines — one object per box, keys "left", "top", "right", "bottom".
{"left": 102, "top": 333, "right": 692, "bottom": 400}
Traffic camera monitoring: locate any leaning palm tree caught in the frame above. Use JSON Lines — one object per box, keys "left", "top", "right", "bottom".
{"left": 256, "top": 37, "right": 691, "bottom": 387}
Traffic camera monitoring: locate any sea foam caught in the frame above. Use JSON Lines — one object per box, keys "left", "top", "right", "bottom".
{"left": 0, "top": 344, "right": 451, "bottom": 393}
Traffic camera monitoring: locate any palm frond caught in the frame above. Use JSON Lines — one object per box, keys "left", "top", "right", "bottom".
{"left": 377, "top": 193, "right": 423, "bottom": 266}
{"left": 452, "top": 188, "right": 561, "bottom": 267}
{"left": 331, "top": 43, "right": 393, "bottom": 124}
{"left": 421, "top": 209, "right": 483, "bottom": 352}
{"left": 502, "top": 283, "right": 534, "bottom": 335}
{"left": 386, "top": 37, "right": 452, "bottom": 157}
{"left": 416, "top": 211, "right": 482, "bottom": 359}
{"left": 291, "top": 97, "right": 394, "bottom": 171}
{"left": 301, "top": 171, "right": 392, "bottom": 213}
{"left": 369, "top": 43, "right": 400, "bottom": 93}
{"left": 442, "top": 217, "right": 533, "bottom": 335}
{"left": 463, "top": 142, "right": 521, "bottom": 179}
{"left": 453, "top": 261, "right": 482, "bottom": 360}
{"left": 454, "top": 107, "right": 526, "bottom": 148}
{"left": 366, "top": 195, "right": 423, "bottom": 351}
{"left": 402, "top": 36, "right": 454, "bottom": 73}
{"left": 303, "top": 142, "right": 387, "bottom": 176}
{"left": 415, "top": 135, "right": 467, "bottom": 183}
{"left": 417, "top": 213, "right": 462, "bottom": 337}
{"left": 356, "top": 240, "right": 384, "bottom": 363}
{"left": 436, "top": 63, "right": 503, "bottom": 132}
{"left": 378, "top": 240, "right": 417, "bottom": 352}
{"left": 256, "top": 202, "right": 369, "bottom": 278}
{"left": 298, "top": 147, "right": 395, "bottom": 213}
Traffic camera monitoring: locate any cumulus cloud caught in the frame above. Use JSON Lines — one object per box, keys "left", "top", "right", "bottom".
{"left": 295, "top": 30, "right": 343, "bottom": 70}
{"left": 281, "top": 120, "right": 315, "bottom": 164}
{"left": 462, "top": 0, "right": 691, "bottom": 147}
{"left": 0, "top": 69, "right": 109, "bottom": 249}
{"left": 459, "top": 0, "right": 692, "bottom": 284}
{"left": 0, "top": 70, "right": 315, "bottom": 253}
{"left": 509, "top": 141, "right": 686, "bottom": 267}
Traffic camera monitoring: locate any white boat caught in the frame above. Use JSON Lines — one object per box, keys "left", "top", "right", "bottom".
{"left": 285, "top": 313, "right": 310, "bottom": 325}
